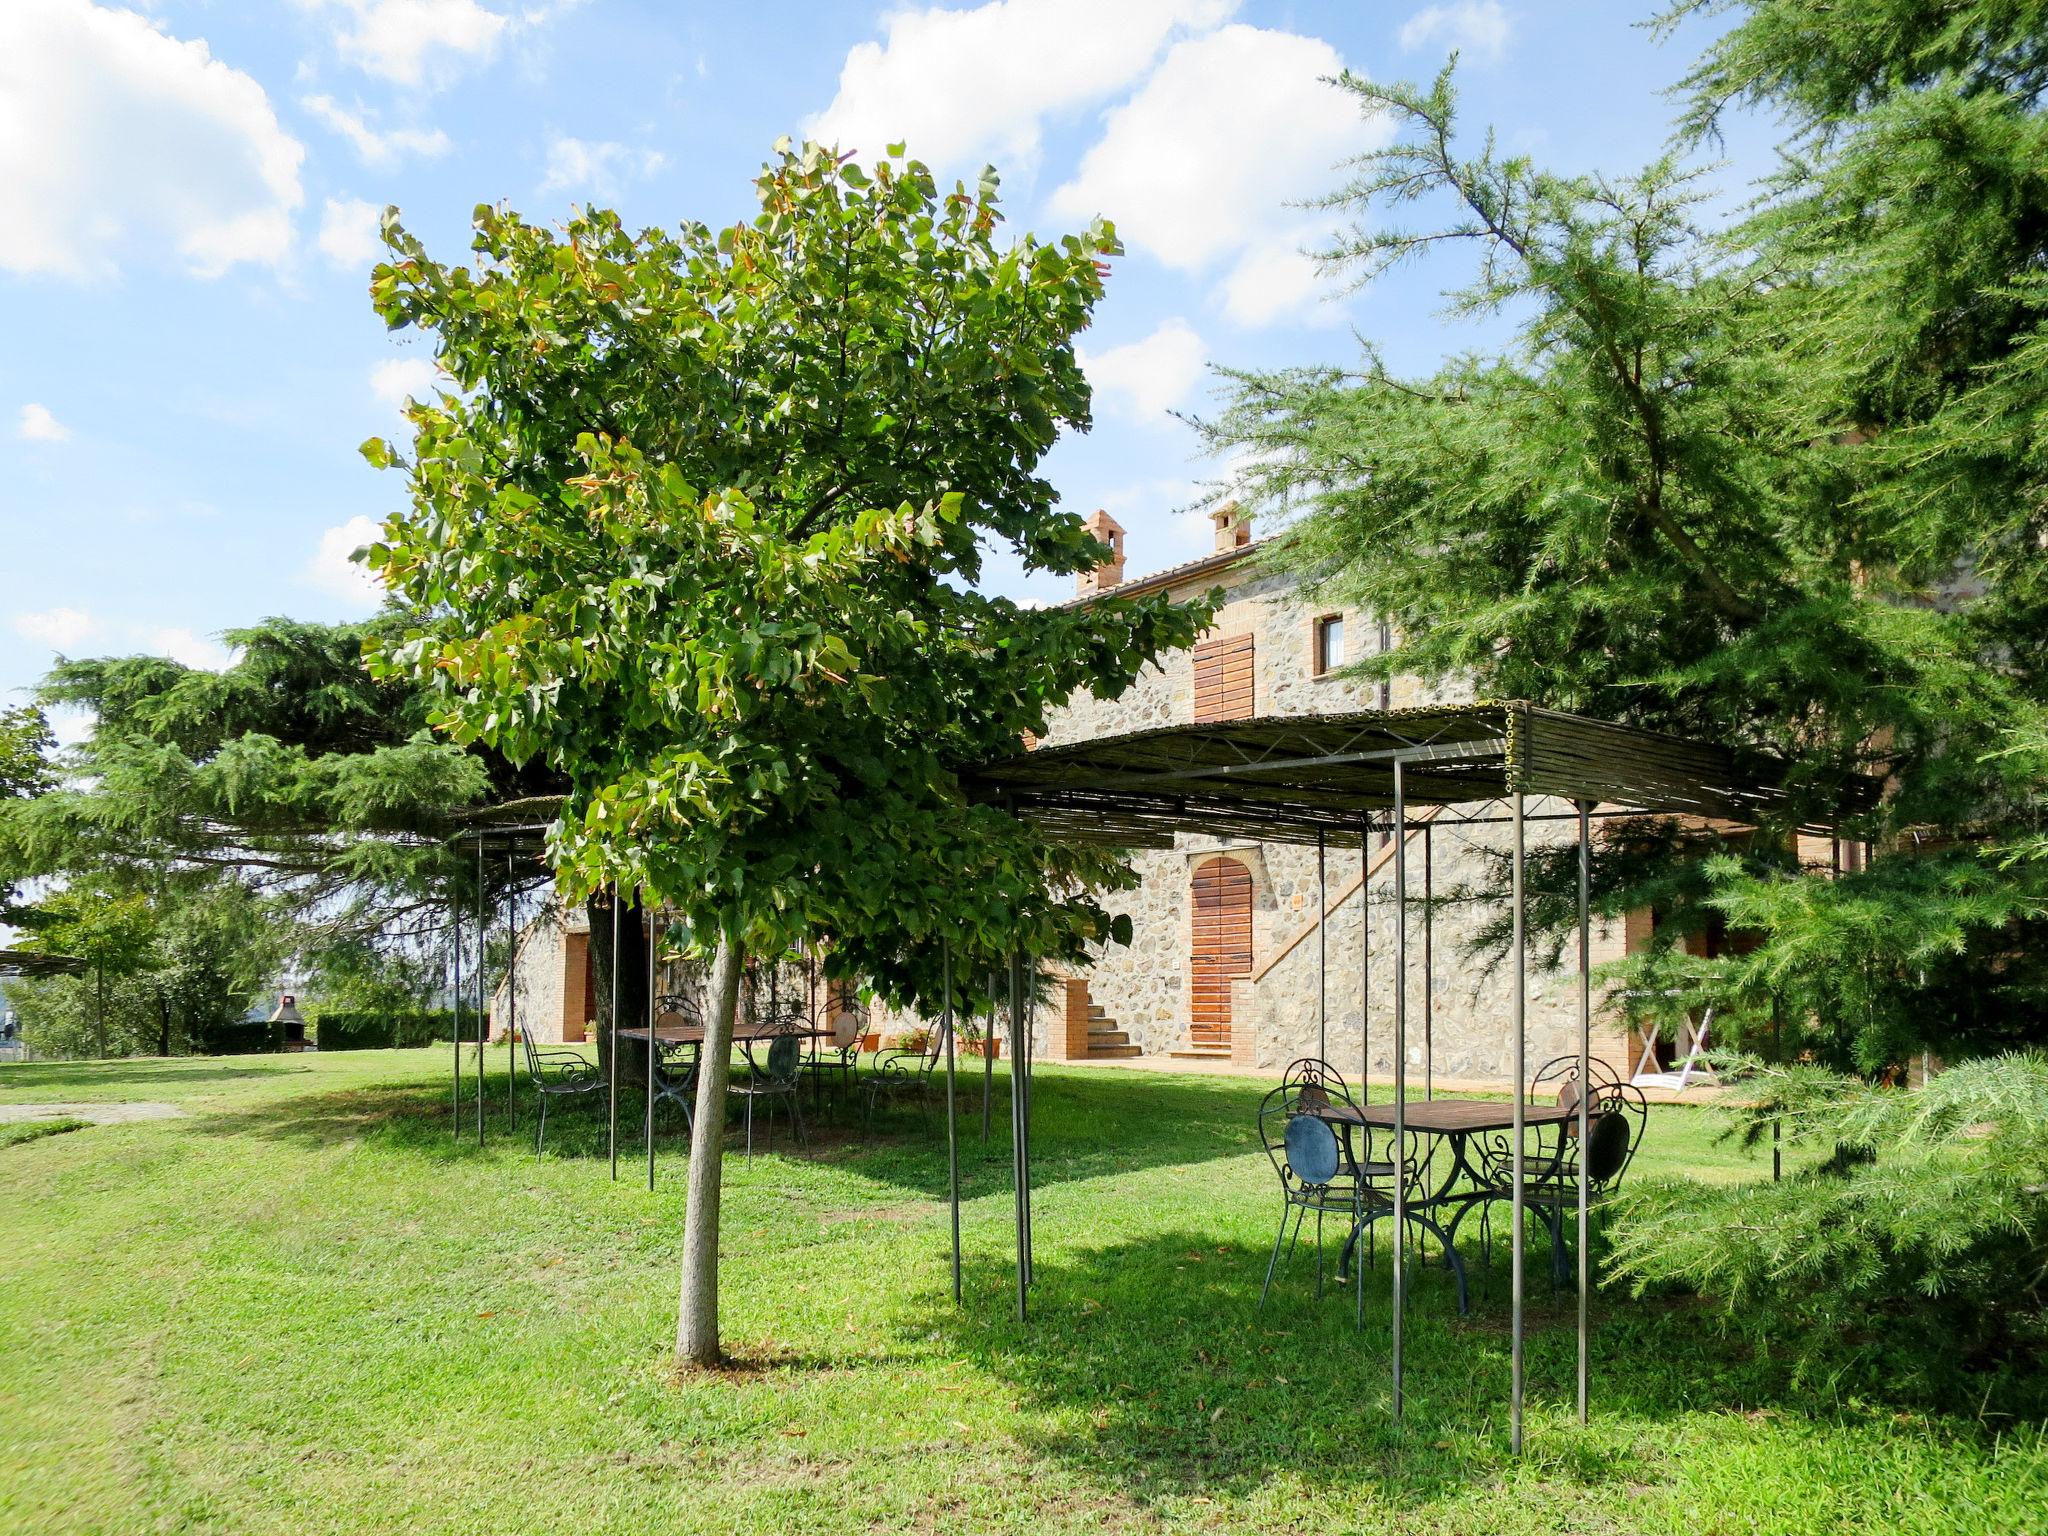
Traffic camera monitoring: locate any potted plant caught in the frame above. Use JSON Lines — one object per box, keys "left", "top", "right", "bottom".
{"left": 959, "top": 1018, "right": 1000, "bottom": 1060}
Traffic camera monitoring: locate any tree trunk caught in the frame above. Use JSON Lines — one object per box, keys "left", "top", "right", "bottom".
{"left": 587, "top": 890, "right": 651, "bottom": 1088}
{"left": 96, "top": 966, "right": 106, "bottom": 1059}
{"left": 677, "top": 931, "right": 744, "bottom": 1368}
{"left": 158, "top": 992, "right": 171, "bottom": 1058}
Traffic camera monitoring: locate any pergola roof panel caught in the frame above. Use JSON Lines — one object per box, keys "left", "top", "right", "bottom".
{"left": 969, "top": 702, "right": 1866, "bottom": 847}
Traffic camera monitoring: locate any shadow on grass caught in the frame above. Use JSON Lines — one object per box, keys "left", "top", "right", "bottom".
{"left": 0, "top": 1058, "right": 304, "bottom": 1093}
{"left": 920, "top": 1225, "right": 2021, "bottom": 1510}
{"left": 183, "top": 1059, "right": 1271, "bottom": 1201}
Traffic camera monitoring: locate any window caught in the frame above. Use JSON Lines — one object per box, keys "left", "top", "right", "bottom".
{"left": 1375, "top": 619, "right": 1393, "bottom": 710}
{"left": 1312, "top": 614, "right": 1344, "bottom": 677}
{"left": 1193, "top": 633, "right": 1254, "bottom": 722}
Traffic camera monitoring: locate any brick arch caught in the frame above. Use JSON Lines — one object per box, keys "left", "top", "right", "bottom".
{"left": 1190, "top": 855, "right": 1254, "bottom": 1050}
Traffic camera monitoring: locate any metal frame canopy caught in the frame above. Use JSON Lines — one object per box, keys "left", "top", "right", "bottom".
{"left": 963, "top": 700, "right": 1872, "bottom": 1457}
{"left": 969, "top": 700, "right": 1838, "bottom": 848}
{"left": 0, "top": 949, "right": 88, "bottom": 979}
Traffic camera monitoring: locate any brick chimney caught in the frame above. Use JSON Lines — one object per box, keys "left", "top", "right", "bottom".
{"left": 1210, "top": 501, "right": 1252, "bottom": 553}
{"left": 1076, "top": 509, "right": 1126, "bottom": 596}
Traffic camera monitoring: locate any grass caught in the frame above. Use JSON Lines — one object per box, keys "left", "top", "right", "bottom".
{"left": 0, "top": 1048, "right": 2040, "bottom": 1534}
{"left": 0, "top": 1115, "right": 88, "bottom": 1149}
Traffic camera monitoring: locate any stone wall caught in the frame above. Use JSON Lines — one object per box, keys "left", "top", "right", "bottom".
{"left": 492, "top": 902, "right": 578, "bottom": 1043}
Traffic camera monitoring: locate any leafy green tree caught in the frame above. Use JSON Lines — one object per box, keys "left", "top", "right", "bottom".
{"left": 17, "top": 883, "right": 162, "bottom": 1057}
{"left": 0, "top": 618, "right": 668, "bottom": 1064}
{"left": 0, "top": 704, "right": 54, "bottom": 925}
{"left": 363, "top": 140, "right": 1212, "bottom": 1364}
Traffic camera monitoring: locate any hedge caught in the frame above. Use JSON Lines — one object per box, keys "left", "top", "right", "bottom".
{"left": 198, "top": 1021, "right": 281, "bottom": 1056}
{"left": 314, "top": 1010, "right": 458, "bottom": 1052}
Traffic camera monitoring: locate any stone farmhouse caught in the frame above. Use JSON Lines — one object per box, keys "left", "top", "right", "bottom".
{"left": 498, "top": 504, "right": 1744, "bottom": 1090}
{"left": 996, "top": 505, "right": 1634, "bottom": 1086}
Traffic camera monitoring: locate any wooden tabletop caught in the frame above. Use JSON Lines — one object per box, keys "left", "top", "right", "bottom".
{"left": 1314, "top": 1099, "right": 1576, "bottom": 1135}
{"left": 616, "top": 1020, "right": 834, "bottom": 1045}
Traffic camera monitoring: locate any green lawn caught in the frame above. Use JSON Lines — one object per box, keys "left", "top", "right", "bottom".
{"left": 1, "top": 1050, "right": 2039, "bottom": 1534}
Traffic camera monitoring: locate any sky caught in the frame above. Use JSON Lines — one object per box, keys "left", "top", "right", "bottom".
{"left": 0, "top": 0, "right": 1779, "bottom": 734}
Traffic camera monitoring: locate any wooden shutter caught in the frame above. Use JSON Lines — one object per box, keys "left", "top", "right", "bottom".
{"left": 1193, "top": 633, "right": 1254, "bottom": 722}
{"left": 1189, "top": 855, "right": 1253, "bottom": 1048}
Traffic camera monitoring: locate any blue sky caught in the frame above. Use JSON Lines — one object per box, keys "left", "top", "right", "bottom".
{"left": 0, "top": 0, "right": 1775, "bottom": 731}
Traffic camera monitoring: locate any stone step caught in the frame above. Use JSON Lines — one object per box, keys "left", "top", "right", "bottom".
{"left": 1171, "top": 1046, "right": 1234, "bottom": 1062}
{"left": 1087, "top": 1004, "right": 1108, "bottom": 1019}
{"left": 1087, "top": 1028, "right": 1131, "bottom": 1047}
{"left": 1087, "top": 1043, "right": 1143, "bottom": 1058}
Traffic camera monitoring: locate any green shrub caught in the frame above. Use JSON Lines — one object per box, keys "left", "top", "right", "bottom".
{"left": 197, "top": 1020, "right": 279, "bottom": 1056}
{"left": 1607, "top": 1053, "right": 2048, "bottom": 1414}
{"left": 313, "top": 1010, "right": 458, "bottom": 1051}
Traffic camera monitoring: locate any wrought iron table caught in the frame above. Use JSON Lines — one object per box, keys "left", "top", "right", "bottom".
{"left": 1312, "top": 1098, "right": 1580, "bottom": 1307}
{"left": 617, "top": 1020, "right": 834, "bottom": 1124}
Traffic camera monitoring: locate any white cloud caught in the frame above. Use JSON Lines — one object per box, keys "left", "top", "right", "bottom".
{"left": 12, "top": 607, "right": 96, "bottom": 650}
{"left": 1080, "top": 317, "right": 1208, "bottom": 423}
{"left": 149, "top": 626, "right": 236, "bottom": 671}
{"left": 1217, "top": 231, "right": 1329, "bottom": 328}
{"left": 1398, "top": 1, "right": 1511, "bottom": 62}
{"left": 1050, "top": 26, "right": 1374, "bottom": 323}
{"left": 301, "top": 94, "right": 451, "bottom": 164}
{"left": 17, "top": 404, "right": 72, "bottom": 443}
{"left": 305, "top": 515, "right": 386, "bottom": 609}
{"left": 537, "top": 137, "right": 667, "bottom": 198}
{"left": 317, "top": 197, "right": 385, "bottom": 269}
{"left": 0, "top": 0, "right": 304, "bottom": 278}
{"left": 302, "top": 0, "right": 510, "bottom": 88}
{"left": 370, "top": 357, "right": 442, "bottom": 412}
{"left": 808, "top": 0, "right": 1236, "bottom": 174}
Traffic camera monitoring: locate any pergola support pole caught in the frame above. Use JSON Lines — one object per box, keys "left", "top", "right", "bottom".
{"left": 1390, "top": 759, "right": 1408, "bottom": 1420}
{"left": 1510, "top": 790, "right": 1527, "bottom": 1456}
{"left": 1021, "top": 962, "right": 1034, "bottom": 1286}
{"left": 1575, "top": 798, "right": 1593, "bottom": 1426}
{"left": 476, "top": 840, "right": 485, "bottom": 1147}
{"left": 944, "top": 941, "right": 961, "bottom": 1305}
{"left": 609, "top": 888, "right": 619, "bottom": 1180}
{"left": 1423, "top": 824, "right": 1434, "bottom": 1101}
{"left": 645, "top": 893, "right": 655, "bottom": 1192}
{"left": 1360, "top": 818, "right": 1370, "bottom": 1100}
{"left": 1008, "top": 950, "right": 1027, "bottom": 1323}
{"left": 1357, "top": 812, "right": 1370, "bottom": 1333}
{"left": 1316, "top": 826, "right": 1327, "bottom": 1063}
{"left": 982, "top": 970, "right": 995, "bottom": 1143}
{"left": 506, "top": 850, "right": 516, "bottom": 1133}
{"left": 451, "top": 877, "right": 462, "bottom": 1142}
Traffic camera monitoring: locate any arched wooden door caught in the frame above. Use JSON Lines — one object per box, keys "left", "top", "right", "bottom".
{"left": 1190, "top": 855, "right": 1253, "bottom": 1050}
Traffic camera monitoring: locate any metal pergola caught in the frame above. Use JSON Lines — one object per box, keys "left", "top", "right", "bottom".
{"left": 960, "top": 701, "right": 1875, "bottom": 1455}
{"left": 447, "top": 823, "right": 552, "bottom": 1148}
{"left": 0, "top": 949, "right": 88, "bottom": 979}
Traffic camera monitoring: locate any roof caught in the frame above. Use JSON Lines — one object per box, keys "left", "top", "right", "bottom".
{"left": 1058, "top": 537, "right": 1268, "bottom": 609}
{"left": 967, "top": 702, "right": 1872, "bottom": 849}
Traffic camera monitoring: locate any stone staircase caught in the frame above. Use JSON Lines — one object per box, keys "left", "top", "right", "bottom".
{"left": 1084, "top": 1001, "right": 1142, "bottom": 1059}
{"left": 1168, "top": 1043, "right": 1234, "bottom": 1064}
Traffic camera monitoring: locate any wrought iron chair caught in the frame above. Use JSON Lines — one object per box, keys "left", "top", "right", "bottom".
{"left": 860, "top": 1026, "right": 946, "bottom": 1132}
{"left": 1274, "top": 1058, "right": 1469, "bottom": 1312}
{"left": 1473, "top": 1071, "right": 1648, "bottom": 1286}
{"left": 728, "top": 1017, "right": 809, "bottom": 1157}
{"left": 519, "top": 1029, "right": 606, "bottom": 1160}
{"left": 805, "top": 1001, "right": 864, "bottom": 1114}
{"left": 648, "top": 991, "right": 703, "bottom": 1131}
{"left": 1256, "top": 1082, "right": 1372, "bottom": 1306}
